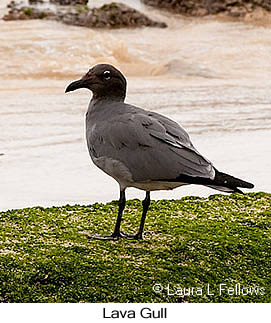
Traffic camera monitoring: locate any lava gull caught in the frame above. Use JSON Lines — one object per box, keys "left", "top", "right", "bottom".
{"left": 65, "top": 64, "right": 254, "bottom": 240}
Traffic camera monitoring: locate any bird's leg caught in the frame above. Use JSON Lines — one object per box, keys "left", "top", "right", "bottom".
{"left": 120, "top": 191, "right": 150, "bottom": 240}
{"left": 88, "top": 190, "right": 126, "bottom": 240}
{"left": 112, "top": 190, "right": 126, "bottom": 237}
{"left": 136, "top": 191, "right": 150, "bottom": 239}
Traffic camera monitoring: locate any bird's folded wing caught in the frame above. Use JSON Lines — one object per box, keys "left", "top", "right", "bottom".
{"left": 91, "top": 111, "right": 215, "bottom": 182}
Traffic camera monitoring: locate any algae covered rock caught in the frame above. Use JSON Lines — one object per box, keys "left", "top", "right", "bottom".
{"left": 3, "top": 2, "right": 54, "bottom": 21}
{"left": 0, "top": 193, "right": 270, "bottom": 302}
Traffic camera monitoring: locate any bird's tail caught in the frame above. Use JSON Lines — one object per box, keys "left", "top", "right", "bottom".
{"left": 157, "top": 169, "right": 254, "bottom": 194}
{"left": 207, "top": 170, "right": 254, "bottom": 194}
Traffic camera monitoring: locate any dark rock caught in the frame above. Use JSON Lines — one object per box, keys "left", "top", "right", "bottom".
{"left": 49, "top": 0, "right": 88, "bottom": 5}
{"left": 29, "top": 0, "right": 44, "bottom": 4}
{"left": 141, "top": 0, "right": 271, "bottom": 17}
{"left": 3, "top": 6, "right": 54, "bottom": 20}
{"left": 3, "top": 1, "right": 167, "bottom": 29}
{"left": 82, "top": 3, "right": 168, "bottom": 28}
{"left": 7, "top": 1, "right": 17, "bottom": 8}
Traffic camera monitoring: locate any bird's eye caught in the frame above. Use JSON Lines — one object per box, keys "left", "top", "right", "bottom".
{"left": 103, "top": 70, "right": 111, "bottom": 80}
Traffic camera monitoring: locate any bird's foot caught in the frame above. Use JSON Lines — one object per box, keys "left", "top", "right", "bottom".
{"left": 120, "top": 231, "right": 143, "bottom": 240}
{"left": 86, "top": 232, "right": 143, "bottom": 241}
{"left": 87, "top": 233, "right": 120, "bottom": 241}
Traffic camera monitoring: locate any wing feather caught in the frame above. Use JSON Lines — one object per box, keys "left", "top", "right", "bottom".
{"left": 87, "top": 102, "right": 215, "bottom": 182}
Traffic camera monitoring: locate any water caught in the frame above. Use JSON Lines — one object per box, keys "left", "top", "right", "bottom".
{"left": 0, "top": 0, "right": 270, "bottom": 211}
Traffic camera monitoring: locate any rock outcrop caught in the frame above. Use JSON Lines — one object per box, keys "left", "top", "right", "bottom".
{"left": 61, "top": 3, "right": 167, "bottom": 28}
{"left": 4, "top": 2, "right": 54, "bottom": 20}
{"left": 142, "top": 0, "right": 271, "bottom": 17}
{"left": 3, "top": 1, "right": 167, "bottom": 28}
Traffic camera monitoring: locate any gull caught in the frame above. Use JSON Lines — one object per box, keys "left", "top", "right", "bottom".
{"left": 65, "top": 64, "right": 254, "bottom": 240}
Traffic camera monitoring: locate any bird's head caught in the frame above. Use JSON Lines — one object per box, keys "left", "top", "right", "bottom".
{"left": 65, "top": 64, "right": 127, "bottom": 101}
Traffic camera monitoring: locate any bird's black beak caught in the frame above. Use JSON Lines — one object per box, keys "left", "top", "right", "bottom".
{"left": 65, "top": 78, "right": 88, "bottom": 93}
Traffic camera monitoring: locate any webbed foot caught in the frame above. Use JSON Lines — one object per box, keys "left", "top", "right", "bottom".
{"left": 120, "top": 231, "right": 143, "bottom": 240}
{"left": 87, "top": 233, "right": 120, "bottom": 241}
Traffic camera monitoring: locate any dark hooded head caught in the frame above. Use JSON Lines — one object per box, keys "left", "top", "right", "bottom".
{"left": 65, "top": 64, "right": 127, "bottom": 102}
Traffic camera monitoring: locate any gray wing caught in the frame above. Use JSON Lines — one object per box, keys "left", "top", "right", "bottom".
{"left": 89, "top": 104, "right": 215, "bottom": 182}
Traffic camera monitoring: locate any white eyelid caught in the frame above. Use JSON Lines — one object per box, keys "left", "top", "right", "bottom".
{"left": 103, "top": 70, "right": 111, "bottom": 80}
